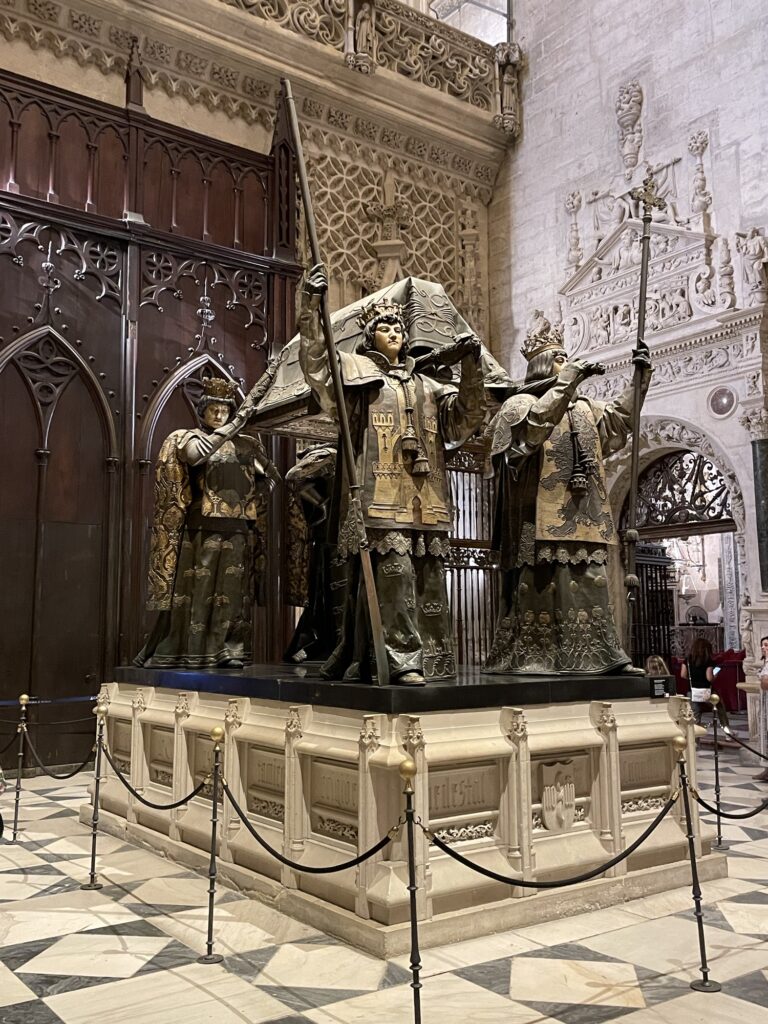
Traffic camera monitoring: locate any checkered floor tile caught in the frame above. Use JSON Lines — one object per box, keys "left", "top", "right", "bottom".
{"left": 0, "top": 732, "right": 767, "bottom": 1023}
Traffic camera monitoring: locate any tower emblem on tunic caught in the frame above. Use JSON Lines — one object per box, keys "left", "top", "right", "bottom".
{"left": 541, "top": 761, "right": 576, "bottom": 832}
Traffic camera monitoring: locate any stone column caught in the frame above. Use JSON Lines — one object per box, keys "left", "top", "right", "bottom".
{"left": 283, "top": 705, "right": 309, "bottom": 890}
{"left": 220, "top": 698, "right": 245, "bottom": 863}
{"left": 403, "top": 716, "right": 431, "bottom": 919}
{"left": 502, "top": 707, "right": 532, "bottom": 886}
{"left": 741, "top": 407, "right": 768, "bottom": 591}
{"left": 590, "top": 701, "right": 625, "bottom": 877}
{"left": 356, "top": 714, "right": 383, "bottom": 919}
{"left": 128, "top": 688, "right": 147, "bottom": 826}
{"left": 170, "top": 692, "right": 191, "bottom": 842}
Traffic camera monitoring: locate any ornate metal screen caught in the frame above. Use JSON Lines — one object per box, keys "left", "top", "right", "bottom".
{"left": 446, "top": 446, "right": 497, "bottom": 666}
{"left": 633, "top": 543, "right": 675, "bottom": 667}
{"left": 622, "top": 451, "right": 734, "bottom": 539}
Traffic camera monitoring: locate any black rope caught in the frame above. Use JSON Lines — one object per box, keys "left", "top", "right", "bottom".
{"left": 426, "top": 792, "right": 679, "bottom": 890}
{"left": 31, "top": 715, "right": 96, "bottom": 727}
{"left": 223, "top": 780, "right": 396, "bottom": 874}
{"left": 0, "top": 731, "right": 18, "bottom": 755}
{"left": 722, "top": 729, "right": 768, "bottom": 763}
{"left": 692, "top": 789, "right": 768, "bottom": 821}
{"left": 101, "top": 741, "right": 207, "bottom": 809}
{"left": 23, "top": 729, "right": 94, "bottom": 780}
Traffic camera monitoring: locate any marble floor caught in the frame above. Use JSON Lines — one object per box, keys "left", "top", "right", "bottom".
{"left": 0, "top": 745, "right": 767, "bottom": 1023}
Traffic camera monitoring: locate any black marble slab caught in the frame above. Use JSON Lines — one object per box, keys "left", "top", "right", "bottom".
{"left": 113, "top": 664, "right": 675, "bottom": 714}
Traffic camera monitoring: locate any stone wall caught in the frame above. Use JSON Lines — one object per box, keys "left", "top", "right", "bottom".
{"left": 490, "top": 0, "right": 768, "bottom": 368}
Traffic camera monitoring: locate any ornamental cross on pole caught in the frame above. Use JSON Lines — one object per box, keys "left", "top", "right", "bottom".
{"left": 630, "top": 169, "right": 667, "bottom": 217}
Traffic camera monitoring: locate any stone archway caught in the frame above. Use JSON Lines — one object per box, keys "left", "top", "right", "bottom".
{"left": 606, "top": 414, "right": 747, "bottom": 585}
{"left": 604, "top": 415, "right": 748, "bottom": 660}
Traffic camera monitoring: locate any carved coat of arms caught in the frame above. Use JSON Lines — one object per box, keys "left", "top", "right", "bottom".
{"left": 541, "top": 761, "right": 576, "bottom": 833}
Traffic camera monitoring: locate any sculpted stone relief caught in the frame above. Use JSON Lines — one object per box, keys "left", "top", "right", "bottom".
{"left": 303, "top": 122, "right": 486, "bottom": 323}
{"left": 559, "top": 93, "right": 766, "bottom": 457}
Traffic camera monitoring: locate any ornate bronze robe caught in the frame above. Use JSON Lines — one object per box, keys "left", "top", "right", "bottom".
{"left": 486, "top": 369, "right": 650, "bottom": 675}
{"left": 299, "top": 305, "right": 485, "bottom": 682}
{"left": 136, "top": 428, "right": 270, "bottom": 669}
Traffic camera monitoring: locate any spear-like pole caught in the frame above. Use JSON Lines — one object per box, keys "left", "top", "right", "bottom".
{"left": 624, "top": 169, "right": 665, "bottom": 660}
{"left": 281, "top": 78, "right": 390, "bottom": 686}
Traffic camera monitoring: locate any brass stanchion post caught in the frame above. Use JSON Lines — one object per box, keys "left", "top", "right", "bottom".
{"left": 81, "top": 700, "right": 107, "bottom": 890}
{"left": 401, "top": 757, "right": 422, "bottom": 1024}
{"left": 673, "top": 735, "right": 721, "bottom": 992}
{"left": 198, "top": 726, "right": 224, "bottom": 964}
{"left": 709, "top": 695, "right": 726, "bottom": 851}
{"left": 12, "top": 694, "right": 29, "bottom": 842}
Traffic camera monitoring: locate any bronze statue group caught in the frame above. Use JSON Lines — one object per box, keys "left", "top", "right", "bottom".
{"left": 137, "top": 264, "right": 652, "bottom": 686}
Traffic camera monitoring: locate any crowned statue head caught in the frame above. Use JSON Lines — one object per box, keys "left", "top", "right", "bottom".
{"left": 357, "top": 298, "right": 409, "bottom": 364}
{"left": 521, "top": 310, "right": 568, "bottom": 382}
{"left": 197, "top": 376, "right": 238, "bottom": 429}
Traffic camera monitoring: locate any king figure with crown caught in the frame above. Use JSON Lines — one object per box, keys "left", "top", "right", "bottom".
{"left": 485, "top": 314, "right": 653, "bottom": 675}
{"left": 136, "top": 372, "right": 279, "bottom": 670}
{"left": 299, "top": 265, "right": 486, "bottom": 685}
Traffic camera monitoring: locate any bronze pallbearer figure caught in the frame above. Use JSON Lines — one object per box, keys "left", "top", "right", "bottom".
{"left": 137, "top": 374, "right": 277, "bottom": 670}
{"left": 485, "top": 314, "right": 652, "bottom": 675}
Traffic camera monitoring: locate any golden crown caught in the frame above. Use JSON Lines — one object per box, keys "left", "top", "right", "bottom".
{"left": 201, "top": 377, "right": 238, "bottom": 401}
{"left": 520, "top": 312, "right": 565, "bottom": 362}
{"left": 356, "top": 298, "right": 405, "bottom": 331}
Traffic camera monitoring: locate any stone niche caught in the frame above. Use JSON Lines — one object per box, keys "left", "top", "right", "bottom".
{"left": 87, "top": 684, "right": 725, "bottom": 956}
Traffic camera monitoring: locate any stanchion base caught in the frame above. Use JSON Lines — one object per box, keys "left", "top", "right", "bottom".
{"left": 712, "top": 842, "right": 729, "bottom": 852}
{"left": 690, "top": 979, "right": 721, "bottom": 993}
{"left": 79, "top": 882, "right": 103, "bottom": 891}
{"left": 197, "top": 954, "right": 223, "bottom": 965}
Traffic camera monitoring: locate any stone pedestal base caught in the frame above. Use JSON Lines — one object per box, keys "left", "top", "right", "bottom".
{"left": 83, "top": 676, "right": 726, "bottom": 956}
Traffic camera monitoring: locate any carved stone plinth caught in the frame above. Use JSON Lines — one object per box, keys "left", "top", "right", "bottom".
{"left": 86, "top": 678, "right": 726, "bottom": 956}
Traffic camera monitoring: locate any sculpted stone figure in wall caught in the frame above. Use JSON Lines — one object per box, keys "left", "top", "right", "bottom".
{"left": 299, "top": 265, "right": 485, "bottom": 685}
{"left": 137, "top": 375, "right": 277, "bottom": 669}
{"left": 736, "top": 228, "right": 768, "bottom": 306}
{"left": 485, "top": 315, "right": 652, "bottom": 675}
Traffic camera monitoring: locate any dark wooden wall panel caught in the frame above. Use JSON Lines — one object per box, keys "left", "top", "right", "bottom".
{"left": 56, "top": 115, "right": 91, "bottom": 211}
{"left": 0, "top": 365, "right": 38, "bottom": 693}
{"left": 0, "top": 66, "right": 299, "bottom": 766}
{"left": 94, "top": 127, "right": 128, "bottom": 219}
{"left": 16, "top": 102, "right": 51, "bottom": 201}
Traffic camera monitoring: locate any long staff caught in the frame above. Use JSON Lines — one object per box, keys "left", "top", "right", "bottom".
{"left": 624, "top": 170, "right": 665, "bottom": 656}
{"left": 281, "top": 79, "right": 389, "bottom": 686}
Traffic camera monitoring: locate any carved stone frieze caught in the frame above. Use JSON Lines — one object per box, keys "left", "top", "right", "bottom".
{"left": 9, "top": 3, "right": 502, "bottom": 195}
{"left": 315, "top": 815, "right": 357, "bottom": 843}
{"left": 247, "top": 794, "right": 284, "bottom": 821}
{"left": 622, "top": 795, "right": 667, "bottom": 813}
{"left": 221, "top": 0, "right": 497, "bottom": 110}
{"left": 27, "top": 0, "right": 60, "bottom": 21}
{"left": 1, "top": 9, "right": 127, "bottom": 74}
{"left": 434, "top": 820, "right": 495, "bottom": 844}
{"left": 580, "top": 331, "right": 759, "bottom": 404}
{"left": 69, "top": 9, "right": 99, "bottom": 34}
